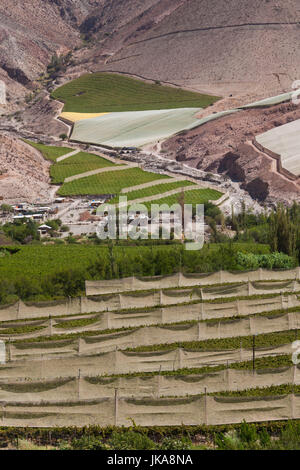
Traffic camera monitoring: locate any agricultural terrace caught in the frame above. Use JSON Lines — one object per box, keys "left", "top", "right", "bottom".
{"left": 52, "top": 73, "right": 219, "bottom": 113}
{"left": 50, "top": 152, "right": 117, "bottom": 184}
{"left": 57, "top": 167, "right": 169, "bottom": 196}
{"left": 1, "top": 236, "right": 298, "bottom": 429}
{"left": 24, "top": 140, "right": 72, "bottom": 162}
{"left": 109, "top": 180, "right": 195, "bottom": 203}
{"left": 142, "top": 188, "right": 223, "bottom": 208}
{"left": 0, "top": 270, "right": 300, "bottom": 428}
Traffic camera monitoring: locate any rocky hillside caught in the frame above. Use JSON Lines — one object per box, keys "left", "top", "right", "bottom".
{"left": 0, "top": 135, "right": 52, "bottom": 203}
{"left": 0, "top": 0, "right": 103, "bottom": 105}
{"left": 1, "top": 0, "right": 300, "bottom": 106}
{"left": 162, "top": 101, "right": 300, "bottom": 205}
{"left": 75, "top": 0, "right": 300, "bottom": 100}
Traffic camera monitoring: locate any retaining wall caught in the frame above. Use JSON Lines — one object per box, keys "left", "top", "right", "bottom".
{"left": 253, "top": 139, "right": 298, "bottom": 181}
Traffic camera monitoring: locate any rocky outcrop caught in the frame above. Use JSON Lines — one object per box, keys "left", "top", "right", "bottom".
{"left": 218, "top": 152, "right": 245, "bottom": 182}
{"left": 243, "top": 178, "right": 269, "bottom": 203}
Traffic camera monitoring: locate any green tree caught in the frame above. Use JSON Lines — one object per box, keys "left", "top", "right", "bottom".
{"left": 268, "top": 204, "right": 297, "bottom": 257}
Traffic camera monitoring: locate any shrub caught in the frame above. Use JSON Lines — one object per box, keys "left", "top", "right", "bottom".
{"left": 108, "top": 430, "right": 156, "bottom": 450}
{"left": 70, "top": 436, "right": 108, "bottom": 450}
{"left": 159, "top": 436, "right": 192, "bottom": 450}
{"left": 215, "top": 421, "right": 270, "bottom": 450}
{"left": 236, "top": 251, "right": 294, "bottom": 270}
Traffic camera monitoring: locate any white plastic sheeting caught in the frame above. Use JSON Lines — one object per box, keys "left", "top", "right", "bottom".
{"left": 256, "top": 119, "right": 300, "bottom": 176}
{"left": 72, "top": 108, "right": 202, "bottom": 148}
{"left": 69, "top": 87, "right": 300, "bottom": 148}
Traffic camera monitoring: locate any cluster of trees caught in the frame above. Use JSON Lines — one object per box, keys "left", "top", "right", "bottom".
{"left": 0, "top": 268, "right": 85, "bottom": 305}
{"left": 236, "top": 252, "right": 294, "bottom": 270}
{"left": 0, "top": 204, "right": 13, "bottom": 214}
{"left": 227, "top": 202, "right": 300, "bottom": 262}
{"left": 0, "top": 219, "right": 69, "bottom": 245}
{"left": 1, "top": 219, "right": 40, "bottom": 245}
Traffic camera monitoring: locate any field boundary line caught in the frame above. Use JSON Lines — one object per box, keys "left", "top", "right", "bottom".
{"left": 63, "top": 164, "right": 137, "bottom": 183}
{"left": 121, "top": 177, "right": 186, "bottom": 194}
{"left": 114, "top": 185, "right": 211, "bottom": 207}
{"left": 56, "top": 149, "right": 81, "bottom": 162}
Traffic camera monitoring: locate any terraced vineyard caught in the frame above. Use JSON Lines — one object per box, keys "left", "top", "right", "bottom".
{"left": 24, "top": 140, "right": 72, "bottom": 162}
{"left": 1, "top": 268, "right": 300, "bottom": 427}
{"left": 50, "top": 151, "right": 116, "bottom": 184}
{"left": 52, "top": 73, "right": 219, "bottom": 113}
{"left": 143, "top": 188, "right": 224, "bottom": 208}
{"left": 24, "top": 139, "right": 222, "bottom": 206}
{"left": 109, "top": 180, "right": 194, "bottom": 203}
{"left": 51, "top": 73, "right": 221, "bottom": 148}
{"left": 57, "top": 167, "right": 170, "bottom": 196}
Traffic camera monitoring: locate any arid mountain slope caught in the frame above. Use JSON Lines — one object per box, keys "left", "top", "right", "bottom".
{"left": 0, "top": 0, "right": 104, "bottom": 104}
{"left": 0, "top": 135, "right": 53, "bottom": 203}
{"left": 76, "top": 0, "right": 300, "bottom": 100}
{"left": 1, "top": 0, "right": 300, "bottom": 106}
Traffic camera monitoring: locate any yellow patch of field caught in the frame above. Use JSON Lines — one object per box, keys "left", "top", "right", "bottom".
{"left": 60, "top": 112, "right": 108, "bottom": 123}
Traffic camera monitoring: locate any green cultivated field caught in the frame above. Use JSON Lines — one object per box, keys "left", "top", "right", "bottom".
{"left": 144, "top": 188, "right": 223, "bottom": 208}
{"left": 0, "top": 245, "right": 106, "bottom": 282}
{"left": 24, "top": 140, "right": 72, "bottom": 162}
{"left": 0, "top": 243, "right": 270, "bottom": 284}
{"left": 109, "top": 180, "right": 194, "bottom": 203}
{"left": 51, "top": 73, "right": 219, "bottom": 113}
{"left": 50, "top": 152, "right": 116, "bottom": 183}
{"left": 58, "top": 167, "right": 168, "bottom": 196}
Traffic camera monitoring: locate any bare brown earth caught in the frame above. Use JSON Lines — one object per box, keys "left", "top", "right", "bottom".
{"left": 76, "top": 0, "right": 300, "bottom": 100}
{"left": 19, "top": 92, "right": 68, "bottom": 136}
{"left": 162, "top": 102, "right": 300, "bottom": 205}
{"left": 0, "top": 134, "right": 52, "bottom": 203}
{"left": 0, "top": 0, "right": 103, "bottom": 107}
